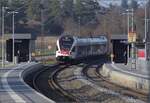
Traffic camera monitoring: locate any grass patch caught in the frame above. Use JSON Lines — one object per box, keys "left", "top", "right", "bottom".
{"left": 0, "top": 62, "right": 16, "bottom": 68}
{"left": 45, "top": 60, "right": 56, "bottom": 65}
{"left": 34, "top": 49, "right": 55, "bottom": 57}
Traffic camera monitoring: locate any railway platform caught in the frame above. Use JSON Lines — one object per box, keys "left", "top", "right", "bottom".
{"left": 100, "top": 63, "right": 150, "bottom": 94}
{"left": 0, "top": 62, "right": 54, "bottom": 103}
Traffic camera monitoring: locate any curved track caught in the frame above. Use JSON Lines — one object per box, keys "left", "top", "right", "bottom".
{"left": 48, "top": 63, "right": 84, "bottom": 102}
{"left": 82, "top": 61, "right": 148, "bottom": 102}
{"left": 32, "top": 58, "right": 148, "bottom": 103}
{"left": 33, "top": 63, "right": 76, "bottom": 102}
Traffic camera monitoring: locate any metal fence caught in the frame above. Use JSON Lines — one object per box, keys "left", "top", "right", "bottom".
{"left": 34, "top": 36, "right": 58, "bottom": 56}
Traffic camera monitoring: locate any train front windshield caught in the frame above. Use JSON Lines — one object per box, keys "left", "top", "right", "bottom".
{"left": 59, "top": 36, "right": 74, "bottom": 50}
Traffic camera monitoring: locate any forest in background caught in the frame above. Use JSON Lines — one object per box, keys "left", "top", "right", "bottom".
{"left": 0, "top": 0, "right": 150, "bottom": 41}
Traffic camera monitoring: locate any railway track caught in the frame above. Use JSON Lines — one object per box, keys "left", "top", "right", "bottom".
{"left": 95, "top": 66, "right": 148, "bottom": 100}
{"left": 48, "top": 63, "right": 84, "bottom": 102}
{"left": 52, "top": 60, "right": 131, "bottom": 103}
{"left": 32, "top": 59, "right": 148, "bottom": 103}
{"left": 82, "top": 60, "right": 148, "bottom": 102}
{"left": 33, "top": 62, "right": 77, "bottom": 102}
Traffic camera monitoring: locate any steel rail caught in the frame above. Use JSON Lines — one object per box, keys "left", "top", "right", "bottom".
{"left": 95, "top": 67, "right": 148, "bottom": 101}
{"left": 82, "top": 62, "right": 148, "bottom": 102}
{"left": 48, "top": 64, "right": 82, "bottom": 102}
{"left": 32, "top": 62, "right": 81, "bottom": 102}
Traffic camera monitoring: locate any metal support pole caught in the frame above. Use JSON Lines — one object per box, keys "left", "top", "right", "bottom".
{"left": 131, "top": 9, "right": 136, "bottom": 69}
{"left": 41, "top": 8, "right": 44, "bottom": 63}
{"left": 127, "top": 10, "right": 130, "bottom": 63}
{"left": 29, "top": 41, "right": 31, "bottom": 62}
{"left": 131, "top": 42, "right": 135, "bottom": 69}
{"left": 2, "top": 7, "right": 5, "bottom": 68}
{"left": 12, "top": 12, "right": 15, "bottom": 64}
{"left": 122, "top": 11, "right": 130, "bottom": 63}
{"left": 126, "top": 9, "right": 136, "bottom": 69}
{"left": 8, "top": 11, "right": 18, "bottom": 64}
{"left": 1, "top": 7, "right": 7, "bottom": 68}
{"left": 78, "top": 16, "right": 81, "bottom": 35}
{"left": 131, "top": 9, "right": 134, "bottom": 32}
{"left": 145, "top": 1, "right": 147, "bottom": 60}
{"left": 127, "top": 45, "right": 130, "bottom": 62}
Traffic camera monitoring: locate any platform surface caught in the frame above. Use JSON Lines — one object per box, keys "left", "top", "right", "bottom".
{"left": 0, "top": 63, "right": 54, "bottom": 103}
{"left": 100, "top": 63, "right": 150, "bottom": 95}
{"left": 108, "top": 63, "right": 150, "bottom": 79}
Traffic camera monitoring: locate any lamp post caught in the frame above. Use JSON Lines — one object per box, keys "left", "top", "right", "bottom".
{"left": 122, "top": 9, "right": 133, "bottom": 63}
{"left": 8, "top": 11, "right": 18, "bottom": 64}
{"left": 40, "top": 4, "right": 44, "bottom": 63}
{"left": 1, "top": 7, "right": 8, "bottom": 68}
{"left": 145, "top": 0, "right": 147, "bottom": 60}
{"left": 145, "top": 0, "right": 150, "bottom": 60}
{"left": 126, "top": 8, "right": 136, "bottom": 69}
{"left": 78, "top": 16, "right": 81, "bottom": 35}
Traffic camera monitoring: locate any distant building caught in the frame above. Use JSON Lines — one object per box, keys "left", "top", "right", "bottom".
{"left": 0, "top": 33, "right": 35, "bottom": 63}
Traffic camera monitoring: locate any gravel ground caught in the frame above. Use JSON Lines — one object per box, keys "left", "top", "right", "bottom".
{"left": 56, "top": 64, "right": 130, "bottom": 103}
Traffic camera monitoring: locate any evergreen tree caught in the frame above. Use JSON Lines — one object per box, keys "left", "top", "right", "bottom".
{"left": 0, "top": 0, "right": 8, "bottom": 7}
{"left": 74, "top": 0, "right": 83, "bottom": 17}
{"left": 45, "top": 0, "right": 63, "bottom": 34}
{"left": 62, "top": 0, "right": 74, "bottom": 17}
{"left": 1, "top": 0, "right": 28, "bottom": 33}
{"left": 7, "top": 0, "right": 27, "bottom": 21}
{"left": 130, "top": 0, "right": 138, "bottom": 10}
{"left": 46, "top": 0, "right": 62, "bottom": 23}
{"left": 121, "top": 0, "right": 128, "bottom": 10}
{"left": 26, "top": 0, "right": 41, "bottom": 20}
{"left": 74, "top": 0, "right": 99, "bottom": 25}
{"left": 0, "top": 0, "right": 9, "bottom": 25}
{"left": 8, "top": 0, "right": 24, "bottom": 9}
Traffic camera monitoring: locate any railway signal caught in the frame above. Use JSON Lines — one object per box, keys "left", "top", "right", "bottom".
{"left": 128, "top": 32, "right": 136, "bottom": 43}
{"left": 126, "top": 8, "right": 136, "bottom": 69}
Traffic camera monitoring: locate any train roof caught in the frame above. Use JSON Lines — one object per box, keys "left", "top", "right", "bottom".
{"left": 59, "top": 35, "right": 107, "bottom": 46}
{"left": 75, "top": 36, "right": 107, "bottom": 45}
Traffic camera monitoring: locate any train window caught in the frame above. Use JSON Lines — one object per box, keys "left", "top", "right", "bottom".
{"left": 72, "top": 47, "right": 75, "bottom": 52}
{"left": 56, "top": 46, "right": 58, "bottom": 50}
{"left": 59, "top": 36, "right": 74, "bottom": 50}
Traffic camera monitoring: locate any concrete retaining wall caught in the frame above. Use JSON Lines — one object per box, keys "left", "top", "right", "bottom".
{"left": 100, "top": 64, "right": 149, "bottom": 93}
{"left": 136, "top": 58, "right": 150, "bottom": 73}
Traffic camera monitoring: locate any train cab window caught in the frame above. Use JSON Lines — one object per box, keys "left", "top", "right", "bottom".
{"left": 56, "top": 46, "right": 58, "bottom": 50}
{"left": 59, "top": 36, "right": 74, "bottom": 50}
{"left": 72, "top": 47, "right": 75, "bottom": 52}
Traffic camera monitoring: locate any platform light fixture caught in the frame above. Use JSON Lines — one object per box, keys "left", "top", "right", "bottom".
{"left": 78, "top": 16, "right": 81, "bottom": 35}
{"left": 122, "top": 9, "right": 134, "bottom": 65}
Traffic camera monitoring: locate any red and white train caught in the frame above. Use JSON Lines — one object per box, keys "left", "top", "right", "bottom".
{"left": 56, "top": 35, "right": 108, "bottom": 61}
